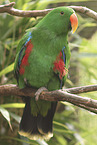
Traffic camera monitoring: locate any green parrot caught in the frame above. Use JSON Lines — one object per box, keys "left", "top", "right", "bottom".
{"left": 14, "top": 7, "right": 78, "bottom": 140}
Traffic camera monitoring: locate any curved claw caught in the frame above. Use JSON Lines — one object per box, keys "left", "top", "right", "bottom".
{"left": 35, "top": 87, "right": 48, "bottom": 101}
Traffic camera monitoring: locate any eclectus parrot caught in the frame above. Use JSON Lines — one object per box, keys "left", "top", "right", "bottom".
{"left": 14, "top": 7, "right": 78, "bottom": 140}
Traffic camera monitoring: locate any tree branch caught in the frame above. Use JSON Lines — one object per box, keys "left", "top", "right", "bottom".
{"left": 0, "top": 2, "right": 97, "bottom": 20}
{"left": 1, "top": 84, "right": 97, "bottom": 114}
{"left": 0, "top": 2, "right": 51, "bottom": 17}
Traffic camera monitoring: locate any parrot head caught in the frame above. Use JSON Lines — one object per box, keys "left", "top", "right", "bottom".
{"left": 37, "top": 7, "right": 78, "bottom": 35}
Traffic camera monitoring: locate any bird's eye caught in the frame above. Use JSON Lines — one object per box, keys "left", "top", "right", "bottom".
{"left": 60, "top": 11, "right": 64, "bottom": 15}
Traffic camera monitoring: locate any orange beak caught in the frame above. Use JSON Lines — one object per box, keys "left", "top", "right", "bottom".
{"left": 70, "top": 13, "right": 78, "bottom": 34}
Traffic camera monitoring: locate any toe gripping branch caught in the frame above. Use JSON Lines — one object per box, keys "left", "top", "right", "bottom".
{"left": 35, "top": 87, "right": 48, "bottom": 101}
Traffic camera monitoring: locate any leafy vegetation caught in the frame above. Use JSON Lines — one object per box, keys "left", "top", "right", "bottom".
{"left": 0, "top": 0, "right": 97, "bottom": 145}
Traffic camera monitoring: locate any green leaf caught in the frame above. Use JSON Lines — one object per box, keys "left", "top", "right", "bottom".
{"left": 0, "top": 103, "right": 25, "bottom": 108}
{"left": 9, "top": 112, "right": 21, "bottom": 123}
{"left": 0, "top": 106, "right": 12, "bottom": 130}
{"left": 0, "top": 103, "right": 24, "bottom": 123}
{"left": 53, "top": 121, "right": 68, "bottom": 130}
{"left": 0, "top": 63, "right": 14, "bottom": 77}
{"left": 55, "top": 134, "right": 67, "bottom": 145}
{"left": 0, "top": 136, "right": 38, "bottom": 145}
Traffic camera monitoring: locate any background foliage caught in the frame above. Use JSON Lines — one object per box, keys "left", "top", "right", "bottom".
{"left": 0, "top": 0, "right": 97, "bottom": 145}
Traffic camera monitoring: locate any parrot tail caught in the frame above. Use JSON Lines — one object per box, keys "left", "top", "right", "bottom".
{"left": 18, "top": 97, "right": 57, "bottom": 140}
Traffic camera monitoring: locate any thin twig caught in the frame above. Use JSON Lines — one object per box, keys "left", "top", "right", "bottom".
{"left": 70, "top": 101, "right": 97, "bottom": 114}
{"left": 0, "top": 2, "right": 97, "bottom": 20}
{"left": 69, "top": 6, "right": 97, "bottom": 20}
{"left": 65, "top": 84, "right": 97, "bottom": 94}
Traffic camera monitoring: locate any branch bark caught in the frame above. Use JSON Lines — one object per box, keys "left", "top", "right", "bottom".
{"left": 0, "top": 84, "right": 97, "bottom": 114}
{"left": 0, "top": 2, "right": 51, "bottom": 17}
{"left": 0, "top": 2, "right": 97, "bottom": 20}
{"left": 65, "top": 84, "right": 97, "bottom": 94}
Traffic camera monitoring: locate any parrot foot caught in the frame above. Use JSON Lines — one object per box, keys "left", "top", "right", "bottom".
{"left": 35, "top": 87, "right": 48, "bottom": 101}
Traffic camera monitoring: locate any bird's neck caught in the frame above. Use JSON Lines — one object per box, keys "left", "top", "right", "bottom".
{"left": 33, "top": 26, "right": 69, "bottom": 56}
